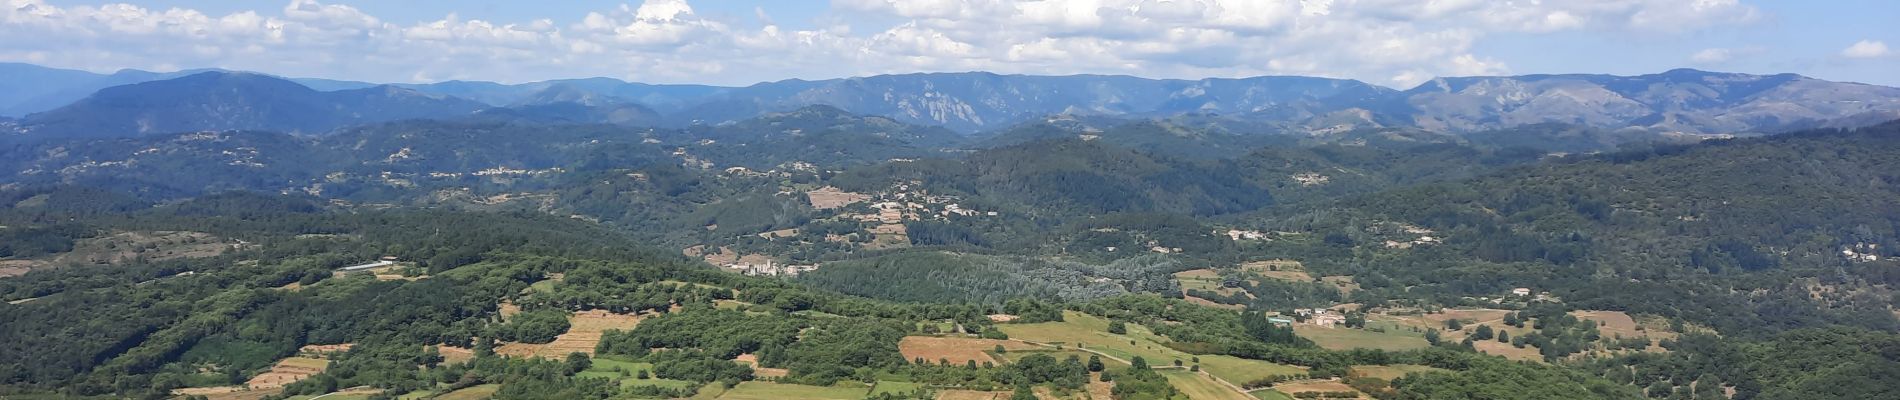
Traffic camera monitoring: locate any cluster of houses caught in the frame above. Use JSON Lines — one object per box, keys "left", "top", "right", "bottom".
{"left": 724, "top": 259, "right": 817, "bottom": 277}
{"left": 1293, "top": 308, "right": 1347, "bottom": 327}
{"left": 1843, "top": 243, "right": 1881, "bottom": 262}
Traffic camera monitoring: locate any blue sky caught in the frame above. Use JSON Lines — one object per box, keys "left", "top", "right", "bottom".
{"left": 3, "top": 0, "right": 1894, "bottom": 87}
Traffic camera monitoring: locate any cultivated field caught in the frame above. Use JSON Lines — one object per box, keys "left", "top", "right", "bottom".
{"left": 496, "top": 309, "right": 644, "bottom": 358}
{"left": 245, "top": 356, "right": 329, "bottom": 389}
{"left": 899, "top": 336, "right": 1038, "bottom": 365}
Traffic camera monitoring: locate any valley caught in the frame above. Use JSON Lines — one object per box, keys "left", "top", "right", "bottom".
{"left": 1, "top": 64, "right": 1899, "bottom": 400}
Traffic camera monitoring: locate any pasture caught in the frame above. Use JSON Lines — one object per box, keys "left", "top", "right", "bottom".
{"left": 1198, "top": 354, "right": 1307, "bottom": 385}
{"left": 576, "top": 356, "right": 700, "bottom": 390}
{"left": 434, "top": 384, "right": 501, "bottom": 400}
{"left": 1161, "top": 370, "right": 1252, "bottom": 400}
{"left": 1293, "top": 325, "right": 1430, "bottom": 352}
{"left": 716, "top": 381, "right": 868, "bottom": 400}
{"left": 1270, "top": 380, "right": 1367, "bottom": 399}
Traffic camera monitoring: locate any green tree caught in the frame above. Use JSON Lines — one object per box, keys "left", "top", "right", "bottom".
{"left": 1107, "top": 321, "right": 1127, "bottom": 334}
{"left": 565, "top": 352, "right": 592, "bottom": 375}
{"left": 1473, "top": 325, "right": 1495, "bottom": 341}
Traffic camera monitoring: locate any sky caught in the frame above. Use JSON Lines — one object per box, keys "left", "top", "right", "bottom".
{"left": 1, "top": 0, "right": 1895, "bottom": 88}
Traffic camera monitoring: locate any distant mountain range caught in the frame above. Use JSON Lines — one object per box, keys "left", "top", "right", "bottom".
{"left": 4, "top": 63, "right": 1898, "bottom": 140}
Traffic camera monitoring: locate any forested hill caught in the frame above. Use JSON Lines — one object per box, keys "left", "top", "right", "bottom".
{"left": 1256, "top": 121, "right": 1900, "bottom": 337}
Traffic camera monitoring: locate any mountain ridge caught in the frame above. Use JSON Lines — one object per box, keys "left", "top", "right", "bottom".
{"left": 5, "top": 63, "right": 1898, "bottom": 139}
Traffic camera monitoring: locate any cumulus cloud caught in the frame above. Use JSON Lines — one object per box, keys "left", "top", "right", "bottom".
{"left": 1841, "top": 40, "right": 1891, "bottom": 59}
{"left": 0, "top": 0, "right": 1770, "bottom": 86}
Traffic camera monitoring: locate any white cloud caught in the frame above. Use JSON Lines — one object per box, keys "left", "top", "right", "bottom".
{"left": 1841, "top": 40, "right": 1890, "bottom": 59}
{"left": 1691, "top": 48, "right": 1732, "bottom": 64}
{"left": 0, "top": 0, "right": 1773, "bottom": 87}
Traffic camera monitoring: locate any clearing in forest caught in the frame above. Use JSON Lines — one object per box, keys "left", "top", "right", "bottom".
{"left": 1240, "top": 260, "right": 1312, "bottom": 282}
{"left": 899, "top": 336, "right": 1038, "bottom": 365}
{"left": 733, "top": 353, "right": 790, "bottom": 378}
{"left": 575, "top": 356, "right": 699, "bottom": 390}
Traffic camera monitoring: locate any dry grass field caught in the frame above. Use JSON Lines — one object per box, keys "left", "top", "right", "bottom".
{"left": 245, "top": 357, "right": 329, "bottom": 389}
{"left": 1240, "top": 260, "right": 1312, "bottom": 282}
{"left": 806, "top": 186, "right": 871, "bottom": 209}
{"left": 937, "top": 390, "right": 1008, "bottom": 400}
{"left": 496, "top": 310, "right": 644, "bottom": 358}
{"left": 1271, "top": 380, "right": 1366, "bottom": 399}
{"left": 0, "top": 230, "right": 234, "bottom": 276}
{"left": 899, "top": 336, "right": 1039, "bottom": 365}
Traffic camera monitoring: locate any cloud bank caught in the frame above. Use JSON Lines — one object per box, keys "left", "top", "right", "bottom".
{"left": 1, "top": 0, "right": 1763, "bottom": 86}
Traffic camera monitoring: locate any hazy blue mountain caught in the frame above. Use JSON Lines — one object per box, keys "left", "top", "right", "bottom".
{"left": 669, "top": 73, "right": 1396, "bottom": 133}
{"left": 6, "top": 62, "right": 1898, "bottom": 138}
{"left": 0, "top": 63, "right": 228, "bottom": 117}
{"left": 388, "top": 78, "right": 730, "bottom": 111}
{"left": 18, "top": 72, "right": 487, "bottom": 140}
{"left": 465, "top": 85, "right": 663, "bottom": 126}
{"left": 1399, "top": 68, "right": 1900, "bottom": 134}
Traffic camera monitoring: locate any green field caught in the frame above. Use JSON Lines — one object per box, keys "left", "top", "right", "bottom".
{"left": 869, "top": 381, "right": 926, "bottom": 396}
{"left": 435, "top": 384, "right": 501, "bottom": 400}
{"left": 575, "top": 356, "right": 699, "bottom": 390}
{"left": 1294, "top": 325, "right": 1431, "bottom": 352}
{"left": 1161, "top": 370, "right": 1252, "bottom": 400}
{"left": 585, "top": 358, "right": 698, "bottom": 389}
{"left": 1001, "top": 349, "right": 1129, "bottom": 367}
{"left": 1196, "top": 354, "right": 1306, "bottom": 385}
{"left": 1000, "top": 311, "right": 1303, "bottom": 395}
{"left": 715, "top": 381, "right": 868, "bottom": 400}
{"left": 1251, "top": 389, "right": 1296, "bottom": 400}
{"left": 527, "top": 279, "right": 559, "bottom": 293}
{"left": 285, "top": 395, "right": 373, "bottom": 400}
{"left": 998, "top": 311, "right": 1186, "bottom": 364}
